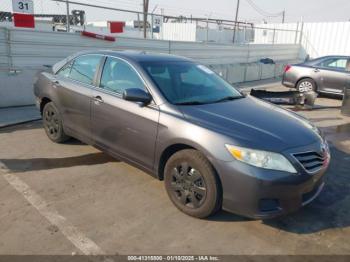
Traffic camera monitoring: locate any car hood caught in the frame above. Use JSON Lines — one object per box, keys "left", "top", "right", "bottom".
{"left": 179, "top": 96, "right": 320, "bottom": 152}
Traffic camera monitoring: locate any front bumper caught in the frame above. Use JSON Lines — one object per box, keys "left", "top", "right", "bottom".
{"left": 214, "top": 141, "right": 329, "bottom": 219}
{"left": 35, "top": 96, "right": 41, "bottom": 110}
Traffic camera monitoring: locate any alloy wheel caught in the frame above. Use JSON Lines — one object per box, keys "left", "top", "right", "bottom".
{"left": 298, "top": 81, "right": 314, "bottom": 92}
{"left": 44, "top": 105, "right": 60, "bottom": 140}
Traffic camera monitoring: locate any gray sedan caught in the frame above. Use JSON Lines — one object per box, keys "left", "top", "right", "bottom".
{"left": 34, "top": 50, "right": 329, "bottom": 219}
{"left": 282, "top": 55, "right": 350, "bottom": 95}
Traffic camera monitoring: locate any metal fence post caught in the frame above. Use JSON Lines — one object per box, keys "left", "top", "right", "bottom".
{"left": 137, "top": 13, "right": 141, "bottom": 32}
{"left": 206, "top": 20, "right": 209, "bottom": 43}
{"left": 151, "top": 14, "right": 154, "bottom": 39}
{"left": 5, "top": 28, "right": 13, "bottom": 69}
{"left": 299, "top": 22, "right": 304, "bottom": 45}
{"left": 294, "top": 22, "right": 299, "bottom": 44}
{"left": 272, "top": 28, "right": 276, "bottom": 44}
{"left": 161, "top": 14, "right": 164, "bottom": 40}
{"left": 66, "top": 0, "right": 70, "bottom": 32}
{"left": 243, "top": 44, "right": 250, "bottom": 82}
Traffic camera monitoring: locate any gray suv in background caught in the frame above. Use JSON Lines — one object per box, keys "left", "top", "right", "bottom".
{"left": 282, "top": 55, "right": 350, "bottom": 94}
{"left": 34, "top": 50, "right": 330, "bottom": 219}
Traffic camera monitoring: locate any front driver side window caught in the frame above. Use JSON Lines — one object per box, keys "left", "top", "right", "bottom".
{"left": 100, "top": 57, "right": 145, "bottom": 94}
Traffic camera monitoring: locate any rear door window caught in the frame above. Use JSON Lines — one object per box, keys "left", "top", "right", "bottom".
{"left": 69, "top": 55, "right": 102, "bottom": 85}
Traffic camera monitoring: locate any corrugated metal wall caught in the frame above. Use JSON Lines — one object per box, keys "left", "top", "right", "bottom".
{"left": 4, "top": 29, "right": 170, "bottom": 68}
{"left": 0, "top": 28, "right": 300, "bottom": 107}
{"left": 0, "top": 28, "right": 299, "bottom": 69}
{"left": 0, "top": 28, "right": 9, "bottom": 68}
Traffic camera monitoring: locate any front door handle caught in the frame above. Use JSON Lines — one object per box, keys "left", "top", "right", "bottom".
{"left": 52, "top": 80, "right": 60, "bottom": 88}
{"left": 314, "top": 68, "right": 320, "bottom": 73}
{"left": 93, "top": 95, "right": 104, "bottom": 104}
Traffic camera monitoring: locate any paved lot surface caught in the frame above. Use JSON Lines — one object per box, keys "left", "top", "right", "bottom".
{"left": 0, "top": 88, "right": 350, "bottom": 255}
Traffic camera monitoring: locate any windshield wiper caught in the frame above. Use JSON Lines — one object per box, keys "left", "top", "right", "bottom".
{"left": 174, "top": 95, "right": 244, "bottom": 105}
{"left": 174, "top": 101, "right": 205, "bottom": 105}
{"left": 212, "top": 95, "right": 244, "bottom": 103}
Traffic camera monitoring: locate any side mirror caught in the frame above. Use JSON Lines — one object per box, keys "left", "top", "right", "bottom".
{"left": 122, "top": 88, "right": 152, "bottom": 105}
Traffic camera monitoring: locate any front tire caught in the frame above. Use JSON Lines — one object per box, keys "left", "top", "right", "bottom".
{"left": 164, "top": 149, "right": 222, "bottom": 218}
{"left": 42, "top": 102, "right": 70, "bottom": 143}
{"left": 297, "top": 78, "right": 317, "bottom": 93}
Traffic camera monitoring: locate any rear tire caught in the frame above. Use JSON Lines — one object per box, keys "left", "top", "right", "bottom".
{"left": 297, "top": 78, "right": 317, "bottom": 93}
{"left": 164, "top": 149, "right": 222, "bottom": 218}
{"left": 42, "top": 102, "right": 70, "bottom": 143}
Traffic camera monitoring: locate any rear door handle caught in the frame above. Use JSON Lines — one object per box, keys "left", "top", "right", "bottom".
{"left": 314, "top": 68, "right": 320, "bottom": 73}
{"left": 93, "top": 95, "right": 104, "bottom": 104}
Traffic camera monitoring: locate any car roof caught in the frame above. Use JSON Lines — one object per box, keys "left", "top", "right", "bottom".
{"left": 319, "top": 55, "right": 349, "bottom": 60}
{"left": 303, "top": 55, "right": 350, "bottom": 65}
{"left": 52, "top": 50, "right": 195, "bottom": 74}
{"left": 80, "top": 50, "right": 195, "bottom": 63}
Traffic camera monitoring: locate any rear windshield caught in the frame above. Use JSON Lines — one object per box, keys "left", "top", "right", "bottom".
{"left": 141, "top": 61, "right": 242, "bottom": 105}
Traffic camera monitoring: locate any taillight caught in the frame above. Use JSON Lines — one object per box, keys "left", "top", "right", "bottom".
{"left": 284, "top": 65, "right": 292, "bottom": 73}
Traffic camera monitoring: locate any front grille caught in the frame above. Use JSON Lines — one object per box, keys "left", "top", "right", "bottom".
{"left": 293, "top": 151, "right": 326, "bottom": 173}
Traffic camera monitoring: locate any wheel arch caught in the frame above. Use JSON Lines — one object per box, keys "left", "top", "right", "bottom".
{"left": 157, "top": 141, "right": 222, "bottom": 192}
{"left": 156, "top": 141, "right": 220, "bottom": 180}
{"left": 157, "top": 143, "right": 196, "bottom": 180}
{"left": 158, "top": 142, "right": 224, "bottom": 215}
{"left": 40, "top": 97, "right": 52, "bottom": 115}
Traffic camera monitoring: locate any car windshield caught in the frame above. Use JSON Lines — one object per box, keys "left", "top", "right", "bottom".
{"left": 141, "top": 61, "right": 243, "bottom": 105}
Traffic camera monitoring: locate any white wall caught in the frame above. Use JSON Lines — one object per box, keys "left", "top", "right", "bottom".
{"left": 254, "top": 22, "right": 350, "bottom": 58}
{"left": 254, "top": 23, "right": 300, "bottom": 45}
{"left": 162, "top": 23, "right": 196, "bottom": 42}
{"left": 302, "top": 22, "right": 350, "bottom": 58}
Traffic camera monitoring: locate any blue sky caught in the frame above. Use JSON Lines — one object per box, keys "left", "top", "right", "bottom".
{"left": 2, "top": 0, "right": 350, "bottom": 23}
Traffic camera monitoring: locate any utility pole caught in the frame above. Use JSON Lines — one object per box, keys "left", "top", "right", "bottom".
{"left": 66, "top": 0, "right": 70, "bottom": 32}
{"left": 232, "top": 0, "right": 240, "bottom": 43}
{"left": 282, "top": 10, "right": 285, "bottom": 23}
{"left": 143, "top": 0, "right": 149, "bottom": 38}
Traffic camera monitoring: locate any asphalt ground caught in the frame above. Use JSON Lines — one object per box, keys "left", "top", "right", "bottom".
{"left": 0, "top": 87, "right": 349, "bottom": 256}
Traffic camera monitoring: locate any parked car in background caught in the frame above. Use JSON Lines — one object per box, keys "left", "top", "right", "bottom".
{"left": 282, "top": 55, "right": 350, "bottom": 95}
{"left": 34, "top": 50, "right": 330, "bottom": 219}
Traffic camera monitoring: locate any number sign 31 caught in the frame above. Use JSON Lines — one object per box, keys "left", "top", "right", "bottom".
{"left": 12, "top": 0, "right": 34, "bottom": 14}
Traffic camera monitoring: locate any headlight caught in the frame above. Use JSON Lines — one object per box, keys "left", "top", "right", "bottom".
{"left": 225, "top": 145, "right": 297, "bottom": 174}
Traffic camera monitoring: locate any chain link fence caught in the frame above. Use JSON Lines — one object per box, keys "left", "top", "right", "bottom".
{"left": 0, "top": 0, "right": 301, "bottom": 45}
